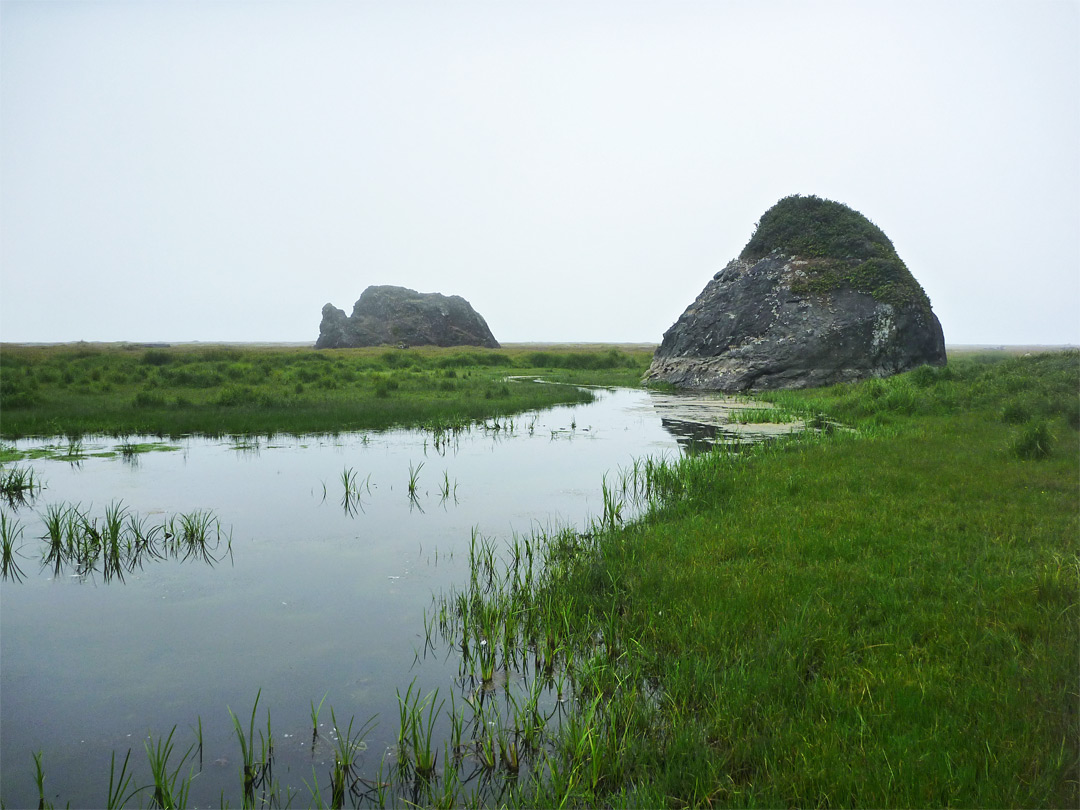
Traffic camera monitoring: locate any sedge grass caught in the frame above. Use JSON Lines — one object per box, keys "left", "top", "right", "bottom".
{"left": 105, "top": 749, "right": 141, "bottom": 810}
{"left": 227, "top": 689, "right": 271, "bottom": 808}
{"left": 144, "top": 726, "right": 195, "bottom": 809}
{"left": 407, "top": 461, "right": 424, "bottom": 500}
{"left": 327, "top": 708, "right": 376, "bottom": 808}
{"left": 396, "top": 680, "right": 444, "bottom": 778}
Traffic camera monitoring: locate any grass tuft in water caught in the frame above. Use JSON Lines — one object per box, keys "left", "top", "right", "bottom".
{"left": 105, "top": 749, "right": 141, "bottom": 810}
{"left": 328, "top": 708, "right": 377, "bottom": 808}
{"left": 1, "top": 511, "right": 28, "bottom": 582}
{"left": 26, "top": 501, "right": 229, "bottom": 582}
{"left": 144, "top": 726, "right": 195, "bottom": 809}
{"left": 0, "top": 463, "right": 44, "bottom": 506}
{"left": 228, "top": 689, "right": 273, "bottom": 808}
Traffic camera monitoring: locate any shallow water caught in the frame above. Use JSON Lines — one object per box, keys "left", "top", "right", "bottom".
{"left": 0, "top": 387, "right": 792, "bottom": 807}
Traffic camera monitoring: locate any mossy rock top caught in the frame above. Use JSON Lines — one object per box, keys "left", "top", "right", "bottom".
{"left": 740, "top": 195, "right": 931, "bottom": 312}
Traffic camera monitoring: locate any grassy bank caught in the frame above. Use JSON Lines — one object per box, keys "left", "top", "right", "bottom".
{"left": 517, "top": 350, "right": 1078, "bottom": 807}
{"left": 0, "top": 344, "right": 651, "bottom": 438}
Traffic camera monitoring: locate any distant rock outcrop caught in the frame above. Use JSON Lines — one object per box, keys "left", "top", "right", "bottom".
{"left": 315, "top": 286, "right": 500, "bottom": 349}
{"left": 645, "top": 195, "right": 946, "bottom": 390}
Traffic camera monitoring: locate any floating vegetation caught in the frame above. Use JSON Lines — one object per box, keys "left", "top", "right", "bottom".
{"left": 229, "top": 434, "right": 261, "bottom": 455}
{"left": 1, "top": 439, "right": 182, "bottom": 463}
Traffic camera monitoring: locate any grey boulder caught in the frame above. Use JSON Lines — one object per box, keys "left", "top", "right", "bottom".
{"left": 645, "top": 195, "right": 946, "bottom": 391}
{"left": 316, "top": 286, "right": 499, "bottom": 349}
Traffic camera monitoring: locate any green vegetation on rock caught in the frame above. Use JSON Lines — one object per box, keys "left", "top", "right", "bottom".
{"left": 740, "top": 194, "right": 933, "bottom": 312}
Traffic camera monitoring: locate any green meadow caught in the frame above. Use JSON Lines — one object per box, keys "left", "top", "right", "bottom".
{"left": 0, "top": 343, "right": 651, "bottom": 439}
{"left": 508, "top": 349, "right": 1078, "bottom": 807}
{"left": 2, "top": 346, "right": 1077, "bottom": 808}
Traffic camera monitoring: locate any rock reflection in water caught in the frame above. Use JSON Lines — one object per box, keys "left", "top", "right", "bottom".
{"left": 647, "top": 390, "right": 805, "bottom": 450}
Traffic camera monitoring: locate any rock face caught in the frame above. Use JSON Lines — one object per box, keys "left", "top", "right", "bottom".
{"left": 645, "top": 195, "right": 946, "bottom": 390}
{"left": 316, "top": 286, "right": 500, "bottom": 349}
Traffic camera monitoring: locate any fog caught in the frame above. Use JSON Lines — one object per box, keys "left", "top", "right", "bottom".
{"left": 2, "top": 0, "right": 1077, "bottom": 345}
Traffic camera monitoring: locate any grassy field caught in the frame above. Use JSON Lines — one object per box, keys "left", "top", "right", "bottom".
{"left": 3, "top": 348, "right": 1077, "bottom": 808}
{"left": 507, "top": 349, "right": 1078, "bottom": 807}
{"left": 0, "top": 343, "right": 652, "bottom": 438}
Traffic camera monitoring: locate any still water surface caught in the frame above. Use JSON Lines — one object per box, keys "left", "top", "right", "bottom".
{"left": 0, "top": 387, "right": 792, "bottom": 807}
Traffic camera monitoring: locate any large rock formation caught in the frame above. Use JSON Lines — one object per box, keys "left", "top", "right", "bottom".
{"left": 645, "top": 195, "right": 946, "bottom": 391}
{"left": 316, "top": 286, "right": 500, "bottom": 349}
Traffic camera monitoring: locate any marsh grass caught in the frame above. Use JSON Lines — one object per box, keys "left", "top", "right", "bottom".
{"left": 396, "top": 681, "right": 444, "bottom": 779}
{"left": 327, "top": 709, "right": 376, "bottom": 808}
{"left": 310, "top": 693, "right": 328, "bottom": 747}
{"left": 513, "top": 350, "right": 1080, "bottom": 807}
{"left": 0, "top": 344, "right": 651, "bottom": 438}
{"left": 27, "top": 501, "right": 229, "bottom": 582}
{"left": 407, "top": 461, "right": 424, "bottom": 501}
{"left": 228, "top": 689, "right": 273, "bottom": 808}
{"left": 144, "top": 726, "right": 195, "bottom": 809}
{"left": 0, "top": 463, "right": 44, "bottom": 506}
{"left": 339, "top": 466, "right": 373, "bottom": 516}
{"left": 106, "top": 750, "right": 141, "bottom": 810}
{"left": 1, "top": 511, "right": 28, "bottom": 582}
{"left": 32, "top": 751, "right": 52, "bottom": 810}
{"left": 727, "top": 405, "right": 798, "bottom": 424}
{"left": 7, "top": 350, "right": 1075, "bottom": 808}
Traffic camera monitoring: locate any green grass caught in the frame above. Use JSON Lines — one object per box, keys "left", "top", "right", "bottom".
{"left": 5, "top": 349, "right": 1076, "bottom": 808}
{"left": 13, "top": 500, "right": 230, "bottom": 582}
{"left": 520, "top": 350, "right": 1079, "bottom": 807}
{"left": 0, "top": 344, "right": 652, "bottom": 438}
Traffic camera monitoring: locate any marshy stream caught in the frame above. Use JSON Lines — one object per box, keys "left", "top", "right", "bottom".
{"left": 0, "top": 387, "right": 798, "bottom": 807}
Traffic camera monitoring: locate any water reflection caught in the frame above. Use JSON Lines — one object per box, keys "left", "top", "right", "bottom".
{"left": 646, "top": 389, "right": 806, "bottom": 449}
{"left": 0, "top": 386, "right": 793, "bottom": 807}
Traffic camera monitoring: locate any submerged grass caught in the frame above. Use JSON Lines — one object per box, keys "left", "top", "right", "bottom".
{"left": 0, "top": 344, "right": 651, "bottom": 438}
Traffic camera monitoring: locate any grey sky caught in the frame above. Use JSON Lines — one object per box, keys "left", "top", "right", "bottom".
{"left": 2, "top": 0, "right": 1077, "bottom": 345}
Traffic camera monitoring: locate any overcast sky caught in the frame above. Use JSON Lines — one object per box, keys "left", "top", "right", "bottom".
{"left": 2, "top": 0, "right": 1077, "bottom": 346}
